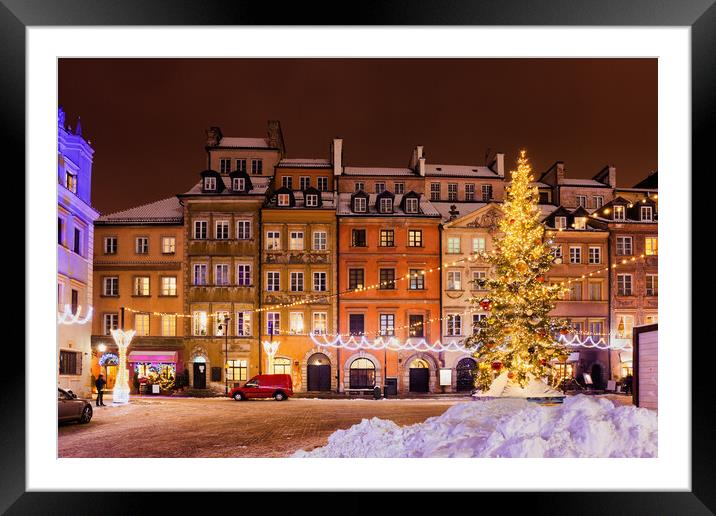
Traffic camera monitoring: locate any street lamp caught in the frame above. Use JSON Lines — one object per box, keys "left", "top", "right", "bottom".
{"left": 219, "top": 315, "right": 231, "bottom": 395}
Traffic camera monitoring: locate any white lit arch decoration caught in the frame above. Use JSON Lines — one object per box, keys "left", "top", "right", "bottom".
{"left": 110, "top": 329, "right": 135, "bottom": 405}
{"left": 57, "top": 304, "right": 93, "bottom": 325}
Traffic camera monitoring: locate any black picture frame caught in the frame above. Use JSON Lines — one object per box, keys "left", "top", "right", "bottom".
{"left": 5, "top": 0, "right": 710, "bottom": 513}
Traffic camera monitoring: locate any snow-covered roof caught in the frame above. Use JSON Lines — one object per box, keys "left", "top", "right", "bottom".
{"left": 559, "top": 178, "right": 608, "bottom": 187}
{"left": 432, "top": 202, "right": 489, "bottom": 222}
{"left": 277, "top": 158, "right": 332, "bottom": 168}
{"left": 217, "top": 137, "right": 271, "bottom": 149}
{"left": 181, "top": 176, "right": 271, "bottom": 196}
{"left": 343, "top": 166, "right": 416, "bottom": 177}
{"left": 425, "top": 164, "right": 499, "bottom": 178}
{"left": 97, "top": 196, "right": 183, "bottom": 224}
{"left": 530, "top": 181, "right": 551, "bottom": 188}
{"left": 266, "top": 190, "right": 336, "bottom": 209}
{"left": 337, "top": 193, "right": 440, "bottom": 217}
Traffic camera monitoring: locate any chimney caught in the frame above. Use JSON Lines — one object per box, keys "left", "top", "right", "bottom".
{"left": 410, "top": 145, "right": 424, "bottom": 170}
{"left": 494, "top": 152, "right": 504, "bottom": 176}
{"left": 332, "top": 138, "right": 343, "bottom": 177}
{"left": 206, "top": 126, "right": 222, "bottom": 147}
{"left": 267, "top": 120, "right": 285, "bottom": 156}
{"left": 448, "top": 205, "right": 460, "bottom": 220}
{"left": 607, "top": 165, "right": 616, "bottom": 188}
{"left": 418, "top": 156, "right": 426, "bottom": 177}
{"left": 556, "top": 161, "right": 566, "bottom": 184}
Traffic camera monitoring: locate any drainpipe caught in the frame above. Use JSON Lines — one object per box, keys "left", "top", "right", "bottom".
{"left": 336, "top": 214, "right": 341, "bottom": 394}
{"left": 607, "top": 232, "right": 612, "bottom": 380}
{"left": 258, "top": 208, "right": 263, "bottom": 375}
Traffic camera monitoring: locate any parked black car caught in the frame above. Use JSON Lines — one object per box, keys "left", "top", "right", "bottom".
{"left": 58, "top": 388, "right": 93, "bottom": 424}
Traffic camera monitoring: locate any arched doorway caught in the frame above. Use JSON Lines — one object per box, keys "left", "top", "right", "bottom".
{"left": 193, "top": 356, "right": 207, "bottom": 389}
{"left": 590, "top": 363, "right": 604, "bottom": 389}
{"left": 456, "top": 358, "right": 477, "bottom": 392}
{"left": 307, "top": 353, "right": 331, "bottom": 391}
{"left": 408, "top": 358, "right": 430, "bottom": 393}
{"left": 349, "top": 357, "right": 375, "bottom": 389}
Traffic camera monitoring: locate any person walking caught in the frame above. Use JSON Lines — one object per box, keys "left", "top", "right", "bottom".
{"left": 95, "top": 374, "right": 107, "bottom": 406}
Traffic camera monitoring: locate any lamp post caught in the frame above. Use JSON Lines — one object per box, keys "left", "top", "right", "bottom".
{"left": 219, "top": 315, "right": 231, "bottom": 395}
{"left": 110, "top": 329, "right": 135, "bottom": 405}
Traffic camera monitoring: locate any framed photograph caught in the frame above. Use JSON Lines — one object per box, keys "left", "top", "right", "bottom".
{"left": 8, "top": 0, "right": 710, "bottom": 512}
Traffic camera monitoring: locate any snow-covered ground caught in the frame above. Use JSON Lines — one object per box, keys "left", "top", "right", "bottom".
{"left": 293, "top": 395, "right": 657, "bottom": 458}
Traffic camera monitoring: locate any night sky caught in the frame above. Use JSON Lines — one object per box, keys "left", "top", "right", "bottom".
{"left": 58, "top": 58, "right": 657, "bottom": 215}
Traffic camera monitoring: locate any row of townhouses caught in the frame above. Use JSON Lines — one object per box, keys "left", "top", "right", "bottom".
{"left": 57, "top": 114, "right": 657, "bottom": 397}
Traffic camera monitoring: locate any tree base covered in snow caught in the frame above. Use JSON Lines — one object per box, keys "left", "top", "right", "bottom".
{"left": 293, "top": 395, "right": 657, "bottom": 458}
{"left": 473, "top": 372, "right": 565, "bottom": 401}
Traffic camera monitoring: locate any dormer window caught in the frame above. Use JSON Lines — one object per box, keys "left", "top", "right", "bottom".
{"left": 305, "top": 194, "right": 319, "bottom": 207}
{"left": 204, "top": 177, "right": 217, "bottom": 191}
{"left": 354, "top": 197, "right": 367, "bottom": 213}
{"left": 404, "top": 197, "right": 419, "bottom": 214}
{"left": 641, "top": 206, "right": 653, "bottom": 221}
{"left": 278, "top": 194, "right": 291, "bottom": 207}
{"left": 614, "top": 205, "right": 626, "bottom": 221}
{"left": 555, "top": 216, "right": 567, "bottom": 230}
{"left": 379, "top": 197, "right": 393, "bottom": 213}
{"left": 232, "top": 177, "right": 245, "bottom": 191}
{"left": 573, "top": 217, "right": 587, "bottom": 230}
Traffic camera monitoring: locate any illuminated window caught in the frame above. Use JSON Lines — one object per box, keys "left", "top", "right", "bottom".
{"left": 289, "top": 231, "right": 304, "bottom": 250}
{"left": 588, "top": 282, "right": 602, "bottom": 301}
{"left": 192, "top": 311, "right": 208, "bottom": 336}
{"left": 447, "top": 237, "right": 461, "bottom": 254}
{"left": 235, "top": 312, "right": 251, "bottom": 336}
{"left": 65, "top": 171, "right": 78, "bottom": 193}
{"left": 615, "top": 314, "right": 634, "bottom": 339}
{"left": 555, "top": 217, "right": 567, "bottom": 230}
{"left": 613, "top": 205, "right": 626, "bottom": 221}
{"left": 588, "top": 320, "right": 604, "bottom": 336}
{"left": 379, "top": 229, "right": 394, "bottom": 247}
{"left": 472, "top": 313, "right": 487, "bottom": 334}
{"left": 569, "top": 282, "right": 582, "bottom": 301}
{"left": 161, "top": 314, "right": 176, "bottom": 336}
{"left": 215, "top": 220, "right": 229, "bottom": 240}
{"left": 162, "top": 236, "right": 176, "bottom": 254}
{"left": 161, "top": 276, "right": 177, "bottom": 296}
{"left": 472, "top": 270, "right": 487, "bottom": 289}
{"left": 645, "top": 237, "right": 658, "bottom": 256}
{"left": 312, "top": 312, "right": 327, "bottom": 334}
{"left": 215, "top": 264, "right": 230, "bottom": 285}
{"left": 551, "top": 246, "right": 563, "bottom": 259}
{"left": 574, "top": 217, "right": 587, "bottom": 230}
{"left": 409, "top": 315, "right": 424, "bottom": 337}
{"left": 215, "top": 311, "right": 230, "bottom": 336}
{"left": 135, "top": 313, "right": 150, "bottom": 336}
{"left": 289, "top": 312, "right": 304, "bottom": 334}
{"left": 379, "top": 314, "right": 395, "bottom": 336}
{"left": 134, "top": 276, "right": 150, "bottom": 296}
{"left": 645, "top": 314, "right": 658, "bottom": 324}
{"left": 274, "top": 357, "right": 292, "bottom": 375}
{"left": 447, "top": 271, "right": 462, "bottom": 290}
{"left": 277, "top": 193, "right": 290, "bottom": 206}
{"left": 409, "top": 269, "right": 425, "bottom": 290}
{"left": 227, "top": 360, "right": 248, "bottom": 381}
{"left": 408, "top": 229, "right": 422, "bottom": 247}
{"left": 266, "top": 231, "right": 281, "bottom": 250}
{"left": 472, "top": 237, "right": 486, "bottom": 253}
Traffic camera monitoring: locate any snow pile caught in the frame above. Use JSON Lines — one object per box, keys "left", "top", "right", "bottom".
{"left": 292, "top": 395, "right": 657, "bottom": 458}
{"left": 475, "top": 372, "right": 564, "bottom": 399}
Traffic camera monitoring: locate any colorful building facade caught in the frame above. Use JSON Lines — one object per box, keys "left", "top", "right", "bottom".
{"left": 58, "top": 108, "right": 100, "bottom": 397}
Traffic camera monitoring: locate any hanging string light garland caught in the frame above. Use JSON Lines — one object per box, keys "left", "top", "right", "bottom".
{"left": 57, "top": 304, "right": 93, "bottom": 325}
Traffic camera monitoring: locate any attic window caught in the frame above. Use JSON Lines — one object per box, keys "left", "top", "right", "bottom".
{"left": 305, "top": 194, "right": 319, "bottom": 207}
{"left": 232, "top": 177, "right": 245, "bottom": 191}
{"left": 379, "top": 198, "right": 393, "bottom": 213}
{"left": 404, "top": 197, "right": 419, "bottom": 214}
{"left": 472, "top": 168, "right": 478, "bottom": 172}
{"left": 573, "top": 217, "right": 587, "bottom": 230}
{"left": 353, "top": 197, "right": 367, "bottom": 213}
{"left": 555, "top": 216, "right": 567, "bottom": 230}
{"left": 641, "top": 206, "right": 653, "bottom": 221}
{"left": 436, "top": 167, "right": 442, "bottom": 171}
{"left": 613, "top": 205, "right": 626, "bottom": 221}
{"left": 277, "top": 193, "right": 290, "bottom": 206}
{"left": 204, "top": 177, "right": 216, "bottom": 191}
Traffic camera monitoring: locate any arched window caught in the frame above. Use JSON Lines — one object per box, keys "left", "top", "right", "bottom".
{"left": 273, "top": 357, "right": 291, "bottom": 375}
{"left": 409, "top": 358, "right": 430, "bottom": 369}
{"left": 349, "top": 357, "right": 375, "bottom": 389}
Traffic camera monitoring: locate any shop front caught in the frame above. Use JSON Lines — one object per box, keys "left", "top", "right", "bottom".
{"left": 128, "top": 350, "right": 179, "bottom": 394}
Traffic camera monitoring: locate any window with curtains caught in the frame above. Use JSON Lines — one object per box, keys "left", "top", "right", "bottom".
{"left": 379, "top": 314, "right": 395, "bottom": 336}
{"left": 274, "top": 357, "right": 292, "bottom": 375}
{"left": 312, "top": 312, "right": 327, "bottom": 334}
{"left": 227, "top": 360, "right": 248, "bottom": 381}
{"left": 235, "top": 311, "right": 251, "bottom": 336}
{"left": 161, "top": 314, "right": 176, "bottom": 336}
{"left": 237, "top": 264, "right": 251, "bottom": 286}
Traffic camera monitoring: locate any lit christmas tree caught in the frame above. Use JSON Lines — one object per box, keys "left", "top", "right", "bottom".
{"left": 464, "top": 150, "right": 571, "bottom": 392}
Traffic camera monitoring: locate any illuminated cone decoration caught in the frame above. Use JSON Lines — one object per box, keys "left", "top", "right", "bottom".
{"left": 110, "top": 329, "right": 135, "bottom": 404}
{"left": 463, "top": 150, "right": 570, "bottom": 391}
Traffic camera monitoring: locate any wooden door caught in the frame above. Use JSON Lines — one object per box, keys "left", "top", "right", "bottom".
{"left": 308, "top": 364, "right": 331, "bottom": 391}
{"left": 409, "top": 368, "right": 429, "bottom": 392}
{"left": 193, "top": 362, "right": 206, "bottom": 389}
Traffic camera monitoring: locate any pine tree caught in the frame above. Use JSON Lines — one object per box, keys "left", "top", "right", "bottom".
{"left": 464, "top": 150, "right": 571, "bottom": 391}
